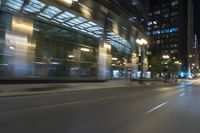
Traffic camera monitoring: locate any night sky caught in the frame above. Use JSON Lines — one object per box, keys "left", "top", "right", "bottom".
{"left": 193, "top": 0, "right": 200, "bottom": 38}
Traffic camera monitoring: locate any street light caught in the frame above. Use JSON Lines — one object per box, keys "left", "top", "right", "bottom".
{"left": 162, "top": 54, "right": 170, "bottom": 59}
{"left": 174, "top": 61, "right": 181, "bottom": 65}
{"left": 162, "top": 54, "right": 170, "bottom": 82}
{"left": 136, "top": 38, "right": 148, "bottom": 83}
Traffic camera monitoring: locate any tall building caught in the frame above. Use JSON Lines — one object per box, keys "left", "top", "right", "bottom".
{"left": 0, "top": 0, "right": 148, "bottom": 82}
{"left": 190, "top": 34, "right": 200, "bottom": 75}
{"left": 193, "top": 0, "right": 200, "bottom": 39}
{"left": 147, "top": 0, "right": 194, "bottom": 76}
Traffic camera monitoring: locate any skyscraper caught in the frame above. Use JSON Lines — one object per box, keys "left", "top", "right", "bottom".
{"left": 147, "top": 0, "right": 194, "bottom": 76}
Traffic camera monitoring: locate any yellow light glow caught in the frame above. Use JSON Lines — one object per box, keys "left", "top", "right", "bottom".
{"left": 12, "top": 17, "right": 33, "bottom": 35}
{"left": 112, "top": 58, "right": 118, "bottom": 61}
{"left": 104, "top": 43, "right": 111, "bottom": 49}
{"left": 68, "top": 55, "right": 74, "bottom": 58}
{"left": 80, "top": 48, "right": 90, "bottom": 52}
{"left": 136, "top": 38, "right": 148, "bottom": 45}
{"left": 57, "top": 0, "right": 78, "bottom": 6}
{"left": 79, "top": 3, "right": 92, "bottom": 19}
{"left": 141, "top": 39, "right": 148, "bottom": 44}
{"left": 136, "top": 39, "right": 141, "bottom": 44}
{"left": 112, "top": 23, "right": 119, "bottom": 34}
{"left": 162, "top": 55, "right": 170, "bottom": 59}
{"left": 9, "top": 46, "right": 15, "bottom": 50}
{"left": 64, "top": 0, "right": 73, "bottom": 4}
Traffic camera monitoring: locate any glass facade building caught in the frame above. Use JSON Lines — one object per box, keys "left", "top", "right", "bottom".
{"left": 0, "top": 0, "right": 147, "bottom": 81}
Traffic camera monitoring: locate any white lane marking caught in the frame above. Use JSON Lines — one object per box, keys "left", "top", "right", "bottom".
{"left": 145, "top": 101, "right": 168, "bottom": 114}
{"left": 179, "top": 92, "right": 185, "bottom": 97}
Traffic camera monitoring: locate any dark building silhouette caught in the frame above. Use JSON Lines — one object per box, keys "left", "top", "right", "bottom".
{"left": 147, "top": 0, "right": 194, "bottom": 76}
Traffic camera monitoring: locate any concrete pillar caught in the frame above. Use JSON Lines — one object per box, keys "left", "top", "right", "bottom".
{"left": 98, "top": 39, "right": 111, "bottom": 80}
{"left": 98, "top": 12, "right": 111, "bottom": 80}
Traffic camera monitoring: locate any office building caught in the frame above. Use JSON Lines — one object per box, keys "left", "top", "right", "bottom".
{"left": 0, "top": 0, "right": 148, "bottom": 81}
{"left": 147, "top": 0, "right": 194, "bottom": 76}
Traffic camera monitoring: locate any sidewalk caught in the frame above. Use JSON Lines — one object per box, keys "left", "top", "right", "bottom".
{"left": 0, "top": 80, "right": 179, "bottom": 97}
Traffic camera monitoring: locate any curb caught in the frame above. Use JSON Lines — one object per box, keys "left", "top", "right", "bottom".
{"left": 0, "top": 82, "right": 178, "bottom": 98}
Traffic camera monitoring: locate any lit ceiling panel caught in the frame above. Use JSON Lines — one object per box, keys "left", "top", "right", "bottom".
{"left": 88, "top": 21, "right": 97, "bottom": 26}
{"left": 62, "top": 23, "right": 70, "bottom": 27}
{"left": 5, "top": 0, "right": 23, "bottom": 11}
{"left": 87, "top": 27, "right": 103, "bottom": 32}
{"left": 107, "top": 32, "right": 131, "bottom": 54}
{"left": 39, "top": 6, "right": 61, "bottom": 19}
{"left": 71, "top": 26, "right": 81, "bottom": 31}
{"left": 93, "top": 31, "right": 102, "bottom": 35}
{"left": 37, "top": 15, "right": 48, "bottom": 21}
{"left": 51, "top": 20, "right": 60, "bottom": 24}
{"left": 54, "top": 11, "right": 75, "bottom": 23}
{"left": 76, "top": 22, "right": 92, "bottom": 29}
{"left": 94, "top": 35, "right": 101, "bottom": 38}
{"left": 66, "top": 17, "right": 87, "bottom": 26}
{"left": 3, "top": 0, "right": 115, "bottom": 40}
{"left": 23, "top": 0, "right": 46, "bottom": 13}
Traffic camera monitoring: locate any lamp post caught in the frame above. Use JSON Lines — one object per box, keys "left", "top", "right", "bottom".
{"left": 174, "top": 61, "right": 182, "bottom": 82}
{"left": 136, "top": 38, "right": 148, "bottom": 84}
{"left": 162, "top": 54, "right": 170, "bottom": 82}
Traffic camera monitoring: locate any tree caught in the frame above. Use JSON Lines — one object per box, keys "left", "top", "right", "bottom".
{"left": 149, "top": 56, "right": 162, "bottom": 78}
{"left": 168, "top": 61, "right": 179, "bottom": 75}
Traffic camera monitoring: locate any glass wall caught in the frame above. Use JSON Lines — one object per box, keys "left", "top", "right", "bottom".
{"left": 0, "top": 11, "right": 99, "bottom": 80}
{"left": 0, "top": 0, "right": 141, "bottom": 81}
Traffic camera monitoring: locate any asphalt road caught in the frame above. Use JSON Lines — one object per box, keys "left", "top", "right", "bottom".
{"left": 0, "top": 80, "right": 200, "bottom": 133}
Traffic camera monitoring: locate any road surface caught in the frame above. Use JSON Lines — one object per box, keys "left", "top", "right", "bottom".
{"left": 0, "top": 80, "right": 200, "bottom": 133}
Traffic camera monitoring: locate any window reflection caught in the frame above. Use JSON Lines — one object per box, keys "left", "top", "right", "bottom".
{"left": 0, "top": 11, "right": 98, "bottom": 79}
{"left": 0, "top": 0, "right": 132, "bottom": 80}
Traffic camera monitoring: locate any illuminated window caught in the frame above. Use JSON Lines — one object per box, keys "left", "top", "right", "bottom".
{"left": 154, "top": 10, "right": 160, "bottom": 15}
{"left": 170, "top": 49, "right": 178, "bottom": 53}
{"left": 153, "top": 21, "right": 157, "bottom": 25}
{"left": 171, "top": 0, "right": 178, "bottom": 6}
{"left": 146, "top": 32, "right": 150, "bottom": 35}
{"left": 161, "top": 29, "right": 170, "bottom": 33}
{"left": 171, "top": 44, "right": 178, "bottom": 48}
{"left": 148, "top": 21, "right": 153, "bottom": 26}
{"left": 162, "top": 13, "right": 169, "bottom": 18}
{"left": 170, "top": 28, "right": 178, "bottom": 33}
{"left": 152, "top": 30, "right": 160, "bottom": 35}
{"left": 156, "top": 40, "right": 160, "bottom": 44}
